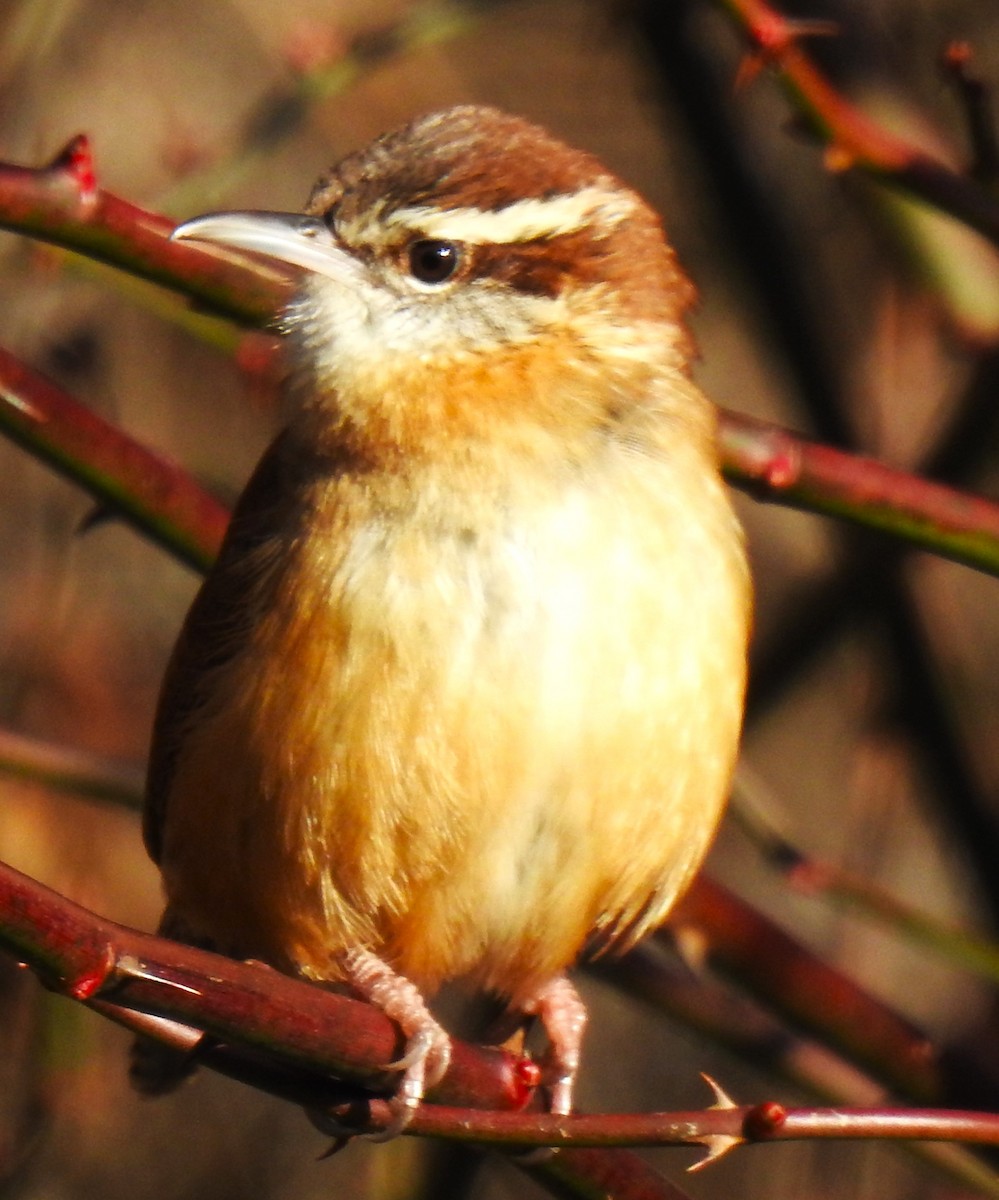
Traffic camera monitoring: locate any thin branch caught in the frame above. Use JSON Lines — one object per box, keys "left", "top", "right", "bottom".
{"left": 713, "top": 0, "right": 999, "bottom": 248}
{"left": 6, "top": 328, "right": 999, "bottom": 582}
{"left": 940, "top": 42, "right": 999, "bottom": 186}
{"left": 633, "top": 0, "right": 852, "bottom": 447}
{"left": 0, "top": 727, "right": 142, "bottom": 808}
{"left": 732, "top": 768, "right": 999, "bottom": 985}
{"left": 594, "top": 942, "right": 999, "bottom": 1196}
{"left": 721, "top": 410, "right": 999, "bottom": 576}
{"left": 356, "top": 1098, "right": 999, "bottom": 1151}
{"left": 0, "top": 135, "right": 291, "bottom": 322}
{"left": 158, "top": 3, "right": 477, "bottom": 216}
{"left": 0, "top": 344, "right": 228, "bottom": 572}
{"left": 670, "top": 876, "right": 942, "bottom": 1102}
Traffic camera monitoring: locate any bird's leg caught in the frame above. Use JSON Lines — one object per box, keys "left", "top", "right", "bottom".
{"left": 520, "top": 973, "right": 588, "bottom": 1115}
{"left": 340, "top": 947, "right": 451, "bottom": 1138}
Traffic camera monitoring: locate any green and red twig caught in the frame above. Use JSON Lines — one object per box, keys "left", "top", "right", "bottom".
{"left": 720, "top": 410, "right": 999, "bottom": 576}
{"left": 0, "top": 344, "right": 228, "bottom": 572}
{"left": 716, "top": 0, "right": 999, "bottom": 248}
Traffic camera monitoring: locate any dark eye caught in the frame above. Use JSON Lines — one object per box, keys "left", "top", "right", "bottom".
{"left": 407, "top": 239, "right": 461, "bottom": 285}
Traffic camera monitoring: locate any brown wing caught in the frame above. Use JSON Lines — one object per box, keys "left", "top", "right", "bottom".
{"left": 142, "top": 428, "right": 297, "bottom": 864}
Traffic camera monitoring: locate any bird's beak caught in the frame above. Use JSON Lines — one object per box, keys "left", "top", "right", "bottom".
{"left": 171, "top": 211, "right": 364, "bottom": 284}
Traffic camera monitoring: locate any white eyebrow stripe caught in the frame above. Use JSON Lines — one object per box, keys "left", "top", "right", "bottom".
{"left": 344, "top": 185, "right": 638, "bottom": 249}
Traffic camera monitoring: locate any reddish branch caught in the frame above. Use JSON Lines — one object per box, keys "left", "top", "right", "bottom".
{"left": 0, "top": 855, "right": 527, "bottom": 1109}
{"left": 2, "top": 850, "right": 998, "bottom": 1160}
{"left": 3, "top": 137, "right": 999, "bottom": 576}
{"left": 0, "top": 855, "right": 699, "bottom": 1200}
{"left": 671, "top": 877, "right": 941, "bottom": 1103}
{"left": 2, "top": 841, "right": 998, "bottom": 1195}
{"left": 941, "top": 42, "right": 999, "bottom": 185}
{"left": 0, "top": 345, "right": 228, "bottom": 572}
{"left": 0, "top": 136, "right": 291, "bottom": 321}
{"left": 720, "top": 410, "right": 999, "bottom": 576}
{"left": 366, "top": 1098, "right": 999, "bottom": 1150}
{"left": 717, "top": 0, "right": 999, "bottom": 248}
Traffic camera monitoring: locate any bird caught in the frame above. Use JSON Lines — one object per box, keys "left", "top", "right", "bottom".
{"left": 133, "top": 104, "right": 751, "bottom": 1127}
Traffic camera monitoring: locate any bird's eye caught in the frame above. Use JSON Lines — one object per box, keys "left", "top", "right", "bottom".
{"left": 407, "top": 239, "right": 461, "bottom": 285}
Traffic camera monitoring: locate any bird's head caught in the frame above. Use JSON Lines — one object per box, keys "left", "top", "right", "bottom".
{"left": 173, "top": 106, "right": 700, "bottom": 464}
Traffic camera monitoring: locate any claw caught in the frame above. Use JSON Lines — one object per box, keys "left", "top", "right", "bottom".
{"left": 383, "top": 1024, "right": 438, "bottom": 1073}
{"left": 520, "top": 974, "right": 587, "bottom": 1116}
{"left": 337, "top": 948, "right": 452, "bottom": 1137}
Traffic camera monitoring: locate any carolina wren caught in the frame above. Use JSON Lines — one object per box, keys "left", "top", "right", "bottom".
{"left": 135, "top": 105, "right": 750, "bottom": 1123}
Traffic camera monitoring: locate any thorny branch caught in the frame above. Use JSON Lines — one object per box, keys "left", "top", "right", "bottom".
{"left": 3, "top": 848, "right": 999, "bottom": 1166}
{"left": 715, "top": 0, "right": 999, "bottom": 247}
{"left": 0, "top": 855, "right": 702, "bottom": 1200}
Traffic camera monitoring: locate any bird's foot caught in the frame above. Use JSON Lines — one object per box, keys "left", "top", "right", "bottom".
{"left": 520, "top": 973, "right": 587, "bottom": 1116}
{"left": 340, "top": 947, "right": 451, "bottom": 1139}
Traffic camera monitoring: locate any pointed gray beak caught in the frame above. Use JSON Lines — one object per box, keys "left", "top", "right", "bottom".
{"left": 171, "top": 211, "right": 364, "bottom": 285}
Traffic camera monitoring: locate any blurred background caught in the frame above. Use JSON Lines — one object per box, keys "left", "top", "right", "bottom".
{"left": 2, "top": 0, "right": 999, "bottom": 1196}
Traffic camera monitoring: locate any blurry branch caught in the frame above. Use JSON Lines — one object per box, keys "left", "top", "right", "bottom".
{"left": 713, "top": 0, "right": 999, "bottom": 249}
{"left": 0, "top": 344, "right": 228, "bottom": 572}
{"left": 4, "top": 327, "right": 999, "bottom": 580}
{"left": 0, "top": 3, "right": 480, "bottom": 338}
{"left": 0, "top": 139, "right": 998, "bottom": 573}
{"left": 720, "top": 411, "right": 999, "bottom": 577}
{"left": 2, "top": 139, "right": 998, "bottom": 574}
{"left": 159, "top": 3, "right": 475, "bottom": 215}
{"left": 941, "top": 43, "right": 999, "bottom": 186}
{"left": 669, "top": 877, "right": 942, "bottom": 1104}
{"left": 0, "top": 727, "right": 142, "bottom": 808}
{"left": 634, "top": 0, "right": 850, "bottom": 446}
{"left": 0, "top": 853, "right": 694, "bottom": 1200}
{"left": 731, "top": 768, "right": 999, "bottom": 986}
{"left": 0, "top": 135, "right": 292, "bottom": 322}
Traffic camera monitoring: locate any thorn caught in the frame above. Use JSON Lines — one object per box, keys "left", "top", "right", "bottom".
{"left": 750, "top": 13, "right": 840, "bottom": 59}
{"left": 687, "top": 1073, "right": 744, "bottom": 1173}
{"left": 701, "top": 1072, "right": 739, "bottom": 1111}
{"left": 116, "top": 954, "right": 202, "bottom": 995}
{"left": 77, "top": 504, "right": 116, "bottom": 537}
{"left": 736, "top": 13, "right": 839, "bottom": 90}
{"left": 316, "top": 1137, "right": 352, "bottom": 1160}
{"left": 687, "top": 1132, "right": 743, "bottom": 1172}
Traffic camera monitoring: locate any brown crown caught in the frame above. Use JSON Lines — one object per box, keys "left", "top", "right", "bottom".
{"left": 304, "top": 106, "right": 696, "bottom": 332}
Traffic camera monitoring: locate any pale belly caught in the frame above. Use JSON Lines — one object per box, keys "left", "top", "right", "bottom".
{"left": 158, "top": 454, "right": 748, "bottom": 1001}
